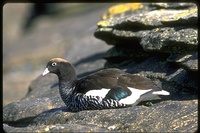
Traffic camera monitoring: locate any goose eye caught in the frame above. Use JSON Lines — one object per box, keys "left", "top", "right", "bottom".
{"left": 52, "top": 62, "right": 57, "bottom": 66}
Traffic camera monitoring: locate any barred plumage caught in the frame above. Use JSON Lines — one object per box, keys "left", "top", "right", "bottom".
{"left": 43, "top": 58, "right": 170, "bottom": 112}
{"left": 61, "top": 89, "right": 128, "bottom": 112}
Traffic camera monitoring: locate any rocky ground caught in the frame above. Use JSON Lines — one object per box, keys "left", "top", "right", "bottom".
{"left": 3, "top": 3, "right": 198, "bottom": 132}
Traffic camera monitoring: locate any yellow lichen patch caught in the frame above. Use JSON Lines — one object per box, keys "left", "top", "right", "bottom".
{"left": 154, "top": 28, "right": 160, "bottom": 32}
{"left": 102, "top": 3, "right": 143, "bottom": 20}
{"left": 173, "top": 8, "right": 197, "bottom": 20}
{"left": 162, "top": 8, "right": 197, "bottom": 22}
{"left": 97, "top": 20, "right": 111, "bottom": 27}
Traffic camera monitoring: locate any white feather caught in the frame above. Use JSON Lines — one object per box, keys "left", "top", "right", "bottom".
{"left": 152, "top": 90, "right": 170, "bottom": 95}
{"left": 85, "top": 88, "right": 110, "bottom": 98}
{"left": 119, "top": 87, "right": 170, "bottom": 105}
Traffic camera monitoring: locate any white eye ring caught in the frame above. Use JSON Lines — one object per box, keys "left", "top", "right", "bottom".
{"left": 52, "top": 62, "right": 57, "bottom": 66}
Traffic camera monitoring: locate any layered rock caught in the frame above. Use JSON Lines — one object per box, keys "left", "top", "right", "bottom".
{"left": 94, "top": 3, "right": 198, "bottom": 92}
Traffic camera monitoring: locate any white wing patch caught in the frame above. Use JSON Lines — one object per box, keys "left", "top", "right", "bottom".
{"left": 119, "top": 87, "right": 152, "bottom": 105}
{"left": 85, "top": 88, "right": 110, "bottom": 98}
{"left": 152, "top": 90, "right": 170, "bottom": 95}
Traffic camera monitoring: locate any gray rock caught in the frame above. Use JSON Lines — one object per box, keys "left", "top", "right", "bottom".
{"left": 94, "top": 3, "right": 198, "bottom": 132}
{"left": 140, "top": 27, "right": 197, "bottom": 53}
{"left": 3, "top": 97, "right": 54, "bottom": 123}
{"left": 103, "top": 44, "right": 150, "bottom": 63}
{"left": 167, "top": 52, "right": 197, "bottom": 73}
{"left": 94, "top": 2, "right": 198, "bottom": 81}
{"left": 150, "top": 3, "right": 196, "bottom": 9}
{"left": 95, "top": 8, "right": 197, "bottom": 47}
{"left": 3, "top": 123, "right": 109, "bottom": 132}
{"left": 3, "top": 97, "right": 198, "bottom": 132}
{"left": 25, "top": 74, "right": 58, "bottom": 99}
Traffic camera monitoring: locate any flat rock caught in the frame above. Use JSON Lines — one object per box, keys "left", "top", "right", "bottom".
{"left": 140, "top": 27, "right": 197, "bottom": 53}
{"left": 94, "top": 2, "right": 198, "bottom": 87}
{"left": 101, "top": 3, "right": 196, "bottom": 20}
{"left": 103, "top": 44, "right": 150, "bottom": 63}
{"left": 3, "top": 98, "right": 198, "bottom": 132}
{"left": 167, "top": 52, "right": 197, "bottom": 73}
{"left": 3, "top": 123, "right": 109, "bottom": 132}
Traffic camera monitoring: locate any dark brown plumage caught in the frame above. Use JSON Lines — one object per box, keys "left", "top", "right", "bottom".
{"left": 43, "top": 58, "right": 170, "bottom": 111}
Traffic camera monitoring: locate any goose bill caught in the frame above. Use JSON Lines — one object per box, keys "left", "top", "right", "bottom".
{"left": 42, "top": 68, "right": 50, "bottom": 76}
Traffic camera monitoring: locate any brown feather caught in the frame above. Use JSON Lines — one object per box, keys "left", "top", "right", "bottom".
{"left": 76, "top": 68, "right": 157, "bottom": 95}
